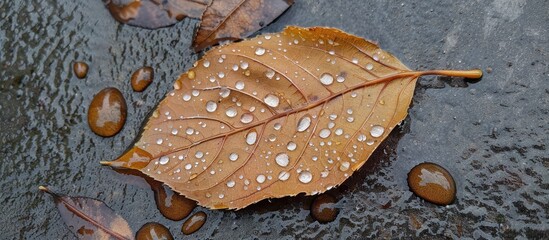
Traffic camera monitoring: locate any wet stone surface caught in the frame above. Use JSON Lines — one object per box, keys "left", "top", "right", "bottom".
{"left": 0, "top": 0, "right": 548, "bottom": 239}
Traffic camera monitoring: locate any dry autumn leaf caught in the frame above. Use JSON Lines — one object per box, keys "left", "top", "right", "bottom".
{"left": 104, "top": 0, "right": 211, "bottom": 29}
{"left": 101, "top": 26, "right": 482, "bottom": 209}
{"left": 39, "top": 186, "right": 133, "bottom": 240}
{"left": 192, "top": 0, "right": 294, "bottom": 51}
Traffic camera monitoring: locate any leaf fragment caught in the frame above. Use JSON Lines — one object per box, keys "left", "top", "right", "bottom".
{"left": 101, "top": 26, "right": 482, "bottom": 210}
{"left": 104, "top": 0, "right": 211, "bottom": 29}
{"left": 192, "top": 0, "right": 294, "bottom": 51}
{"left": 39, "top": 186, "right": 133, "bottom": 240}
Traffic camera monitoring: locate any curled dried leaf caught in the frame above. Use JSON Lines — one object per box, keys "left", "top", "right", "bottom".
{"left": 39, "top": 186, "right": 133, "bottom": 239}
{"left": 101, "top": 26, "right": 482, "bottom": 209}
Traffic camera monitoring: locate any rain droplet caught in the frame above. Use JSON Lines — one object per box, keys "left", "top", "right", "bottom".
{"left": 339, "top": 162, "right": 350, "bottom": 171}
{"left": 264, "top": 94, "right": 280, "bottom": 107}
{"left": 218, "top": 72, "right": 225, "bottom": 78}
{"left": 347, "top": 116, "right": 354, "bottom": 123}
{"left": 373, "top": 54, "right": 379, "bottom": 61}
{"left": 240, "top": 62, "right": 249, "bottom": 70}
{"left": 265, "top": 70, "right": 275, "bottom": 79}
{"left": 235, "top": 81, "right": 245, "bottom": 90}
{"left": 297, "top": 115, "right": 312, "bottom": 132}
{"left": 319, "top": 129, "right": 331, "bottom": 139}
{"left": 268, "top": 134, "right": 277, "bottom": 142}
{"left": 219, "top": 193, "right": 224, "bottom": 199}
{"left": 240, "top": 113, "right": 253, "bottom": 124}
{"left": 195, "top": 151, "right": 204, "bottom": 159}
{"left": 186, "top": 127, "right": 194, "bottom": 135}
{"left": 225, "top": 107, "right": 237, "bottom": 118}
{"left": 256, "top": 174, "right": 266, "bottom": 183}
{"left": 185, "top": 163, "right": 192, "bottom": 170}
{"left": 159, "top": 156, "right": 169, "bottom": 165}
{"left": 336, "top": 75, "right": 345, "bottom": 83}
{"left": 273, "top": 123, "right": 282, "bottom": 130}
{"left": 227, "top": 180, "right": 235, "bottom": 188}
{"left": 352, "top": 58, "right": 359, "bottom": 64}
{"left": 156, "top": 138, "right": 163, "bottom": 145}
{"left": 171, "top": 129, "right": 178, "bottom": 135}
{"left": 370, "top": 125, "right": 385, "bottom": 138}
{"left": 219, "top": 87, "right": 230, "bottom": 98}
{"left": 366, "top": 63, "right": 374, "bottom": 70}
{"left": 278, "top": 171, "right": 290, "bottom": 181}
{"left": 367, "top": 140, "right": 375, "bottom": 146}
{"left": 275, "top": 153, "right": 289, "bottom": 167}
{"left": 319, "top": 73, "right": 334, "bottom": 86}
{"left": 357, "top": 134, "right": 367, "bottom": 142}
{"left": 299, "top": 171, "right": 312, "bottom": 184}
{"left": 229, "top": 153, "right": 239, "bottom": 161}
{"left": 183, "top": 94, "right": 191, "bottom": 101}
{"left": 206, "top": 101, "right": 217, "bottom": 112}
{"left": 203, "top": 60, "right": 210, "bottom": 68}
{"left": 246, "top": 131, "right": 257, "bottom": 145}
{"left": 286, "top": 142, "right": 297, "bottom": 151}
{"left": 255, "top": 47, "right": 266, "bottom": 56}
{"left": 232, "top": 64, "right": 239, "bottom": 71}
{"left": 335, "top": 128, "right": 343, "bottom": 136}
{"left": 192, "top": 90, "right": 200, "bottom": 97}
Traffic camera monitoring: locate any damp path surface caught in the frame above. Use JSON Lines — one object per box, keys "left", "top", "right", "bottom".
{"left": 0, "top": 0, "right": 548, "bottom": 239}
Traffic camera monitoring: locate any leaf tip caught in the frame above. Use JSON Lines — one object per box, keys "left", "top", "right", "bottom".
{"left": 102, "top": 147, "right": 153, "bottom": 170}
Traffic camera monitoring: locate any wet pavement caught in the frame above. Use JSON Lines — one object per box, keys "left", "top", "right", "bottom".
{"left": 1, "top": 0, "right": 547, "bottom": 239}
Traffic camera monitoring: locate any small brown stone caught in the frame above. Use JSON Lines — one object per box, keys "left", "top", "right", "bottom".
{"left": 407, "top": 162, "right": 456, "bottom": 205}
{"left": 73, "top": 62, "right": 89, "bottom": 79}
{"left": 131, "top": 67, "right": 154, "bottom": 92}
{"left": 181, "top": 211, "right": 206, "bottom": 235}
{"left": 310, "top": 193, "right": 338, "bottom": 223}
{"left": 136, "top": 222, "right": 173, "bottom": 240}
{"left": 153, "top": 183, "right": 196, "bottom": 221}
{"left": 87, "top": 87, "right": 127, "bottom": 137}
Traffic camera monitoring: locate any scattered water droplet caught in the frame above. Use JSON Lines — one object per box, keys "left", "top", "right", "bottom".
{"left": 246, "top": 131, "right": 257, "bottom": 145}
{"left": 225, "top": 107, "right": 237, "bottom": 118}
{"left": 265, "top": 70, "right": 275, "bottom": 79}
{"left": 278, "top": 171, "right": 290, "bottom": 181}
{"left": 235, "top": 81, "right": 245, "bottom": 90}
{"left": 336, "top": 75, "right": 345, "bottom": 83}
{"left": 264, "top": 94, "right": 280, "bottom": 107}
{"left": 186, "top": 127, "right": 194, "bottom": 135}
{"left": 240, "top": 62, "right": 249, "bottom": 70}
{"left": 273, "top": 123, "right": 282, "bottom": 130}
{"left": 339, "top": 162, "right": 350, "bottom": 171}
{"left": 357, "top": 134, "right": 367, "bottom": 142}
{"left": 219, "top": 87, "right": 230, "bottom": 98}
{"left": 335, "top": 128, "right": 343, "bottom": 136}
{"left": 256, "top": 174, "right": 266, "bottom": 183}
{"left": 297, "top": 115, "right": 312, "bottom": 132}
{"left": 206, "top": 101, "right": 217, "bottom": 112}
{"left": 185, "top": 163, "right": 192, "bottom": 170}
{"left": 171, "top": 129, "right": 178, "bottom": 135}
{"left": 195, "top": 151, "right": 204, "bottom": 159}
{"left": 287, "top": 142, "right": 297, "bottom": 151}
{"left": 240, "top": 113, "right": 254, "bottom": 124}
{"left": 366, "top": 63, "right": 374, "bottom": 70}
{"left": 299, "top": 171, "right": 313, "bottom": 184}
{"left": 370, "top": 125, "right": 385, "bottom": 138}
{"left": 319, "top": 129, "right": 331, "bottom": 139}
{"left": 319, "top": 73, "right": 334, "bottom": 85}
{"left": 218, "top": 193, "right": 224, "bottom": 199}
{"left": 352, "top": 58, "right": 359, "bottom": 64}
{"left": 229, "top": 153, "right": 239, "bottom": 161}
{"left": 227, "top": 180, "right": 235, "bottom": 188}
{"left": 275, "top": 153, "right": 289, "bottom": 167}
{"left": 183, "top": 94, "right": 191, "bottom": 101}
{"left": 159, "top": 156, "right": 169, "bottom": 165}
{"left": 156, "top": 138, "right": 163, "bottom": 145}
{"left": 192, "top": 90, "right": 200, "bottom": 97}
{"left": 203, "top": 60, "right": 210, "bottom": 68}
{"left": 255, "top": 47, "right": 266, "bottom": 56}
{"left": 373, "top": 54, "right": 379, "bottom": 61}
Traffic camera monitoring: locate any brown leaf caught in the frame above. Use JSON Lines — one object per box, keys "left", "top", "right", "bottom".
{"left": 101, "top": 26, "right": 482, "bottom": 209}
{"left": 39, "top": 186, "right": 133, "bottom": 240}
{"left": 192, "top": 0, "right": 294, "bottom": 51}
{"left": 104, "top": 0, "right": 211, "bottom": 29}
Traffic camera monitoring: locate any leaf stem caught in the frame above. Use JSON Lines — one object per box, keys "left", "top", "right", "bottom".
{"left": 418, "top": 69, "right": 483, "bottom": 79}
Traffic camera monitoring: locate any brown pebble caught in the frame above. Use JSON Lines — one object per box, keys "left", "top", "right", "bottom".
{"left": 87, "top": 87, "right": 127, "bottom": 137}
{"left": 181, "top": 211, "right": 206, "bottom": 235}
{"left": 407, "top": 162, "right": 456, "bottom": 205}
{"left": 73, "top": 62, "right": 89, "bottom": 79}
{"left": 131, "top": 67, "right": 154, "bottom": 92}
{"left": 154, "top": 184, "right": 196, "bottom": 221}
{"left": 310, "top": 194, "right": 338, "bottom": 223}
{"left": 136, "top": 222, "right": 173, "bottom": 240}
